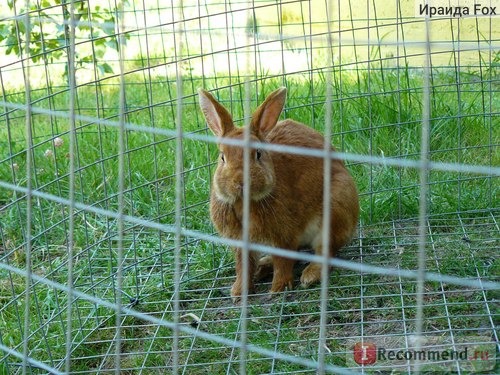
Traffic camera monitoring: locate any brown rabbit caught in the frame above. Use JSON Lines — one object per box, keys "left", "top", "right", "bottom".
{"left": 198, "top": 87, "right": 359, "bottom": 300}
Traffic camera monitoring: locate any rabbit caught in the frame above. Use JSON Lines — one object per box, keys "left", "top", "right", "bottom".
{"left": 198, "top": 87, "right": 359, "bottom": 300}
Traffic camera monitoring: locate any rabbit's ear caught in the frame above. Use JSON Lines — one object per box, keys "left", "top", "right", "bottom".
{"left": 198, "top": 89, "right": 234, "bottom": 137}
{"left": 251, "top": 87, "right": 287, "bottom": 137}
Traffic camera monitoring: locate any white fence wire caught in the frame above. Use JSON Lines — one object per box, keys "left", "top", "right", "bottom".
{"left": 0, "top": 0, "right": 499, "bottom": 374}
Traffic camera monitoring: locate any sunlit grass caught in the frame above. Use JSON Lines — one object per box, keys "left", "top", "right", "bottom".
{"left": 0, "top": 66, "right": 498, "bottom": 372}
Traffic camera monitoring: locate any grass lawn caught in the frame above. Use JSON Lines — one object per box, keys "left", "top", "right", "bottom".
{"left": 0, "top": 65, "right": 498, "bottom": 372}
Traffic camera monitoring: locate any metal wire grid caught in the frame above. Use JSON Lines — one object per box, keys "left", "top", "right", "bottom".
{"left": 0, "top": 0, "right": 499, "bottom": 374}
{"left": 2, "top": 210, "right": 497, "bottom": 373}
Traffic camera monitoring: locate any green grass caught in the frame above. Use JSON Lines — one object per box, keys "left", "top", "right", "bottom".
{"left": 0, "top": 67, "right": 498, "bottom": 373}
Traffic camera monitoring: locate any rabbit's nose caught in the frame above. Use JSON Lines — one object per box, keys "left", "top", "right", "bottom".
{"left": 232, "top": 180, "right": 244, "bottom": 194}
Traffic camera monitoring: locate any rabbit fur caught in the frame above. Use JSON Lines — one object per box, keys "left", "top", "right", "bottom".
{"left": 198, "top": 87, "right": 359, "bottom": 300}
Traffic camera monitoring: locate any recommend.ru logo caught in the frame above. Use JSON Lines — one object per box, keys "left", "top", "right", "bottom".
{"left": 346, "top": 335, "right": 496, "bottom": 372}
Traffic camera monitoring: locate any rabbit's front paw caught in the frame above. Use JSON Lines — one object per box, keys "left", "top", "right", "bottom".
{"left": 269, "top": 275, "right": 293, "bottom": 293}
{"left": 300, "top": 263, "right": 324, "bottom": 287}
{"left": 230, "top": 278, "right": 254, "bottom": 303}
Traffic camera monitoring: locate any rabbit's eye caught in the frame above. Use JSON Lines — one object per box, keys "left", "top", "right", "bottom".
{"left": 220, "top": 153, "right": 225, "bottom": 163}
{"left": 256, "top": 149, "right": 262, "bottom": 161}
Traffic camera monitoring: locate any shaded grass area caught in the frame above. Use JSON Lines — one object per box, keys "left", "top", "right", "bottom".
{"left": 0, "top": 67, "right": 498, "bottom": 372}
{"left": 0, "top": 210, "right": 498, "bottom": 373}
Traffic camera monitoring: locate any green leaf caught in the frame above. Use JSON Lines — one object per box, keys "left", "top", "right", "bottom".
{"left": 5, "top": 34, "right": 20, "bottom": 52}
{"left": 0, "top": 25, "right": 9, "bottom": 42}
{"left": 31, "top": 31, "right": 42, "bottom": 43}
{"left": 17, "top": 20, "right": 26, "bottom": 34}
{"left": 105, "top": 39, "right": 119, "bottom": 51}
{"left": 0, "top": 1, "right": 124, "bottom": 67}
{"left": 95, "top": 47, "right": 105, "bottom": 59}
{"left": 99, "top": 62, "right": 114, "bottom": 74}
{"left": 55, "top": 24, "right": 65, "bottom": 33}
{"left": 101, "top": 16, "right": 115, "bottom": 35}
{"left": 80, "top": 55, "right": 93, "bottom": 63}
{"left": 94, "top": 38, "right": 106, "bottom": 47}
{"left": 92, "top": 13, "right": 105, "bottom": 21}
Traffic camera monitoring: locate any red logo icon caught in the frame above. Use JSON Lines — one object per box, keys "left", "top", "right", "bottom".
{"left": 353, "top": 342, "right": 377, "bottom": 365}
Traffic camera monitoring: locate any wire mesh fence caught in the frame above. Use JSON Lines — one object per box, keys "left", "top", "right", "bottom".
{"left": 0, "top": 0, "right": 499, "bottom": 373}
